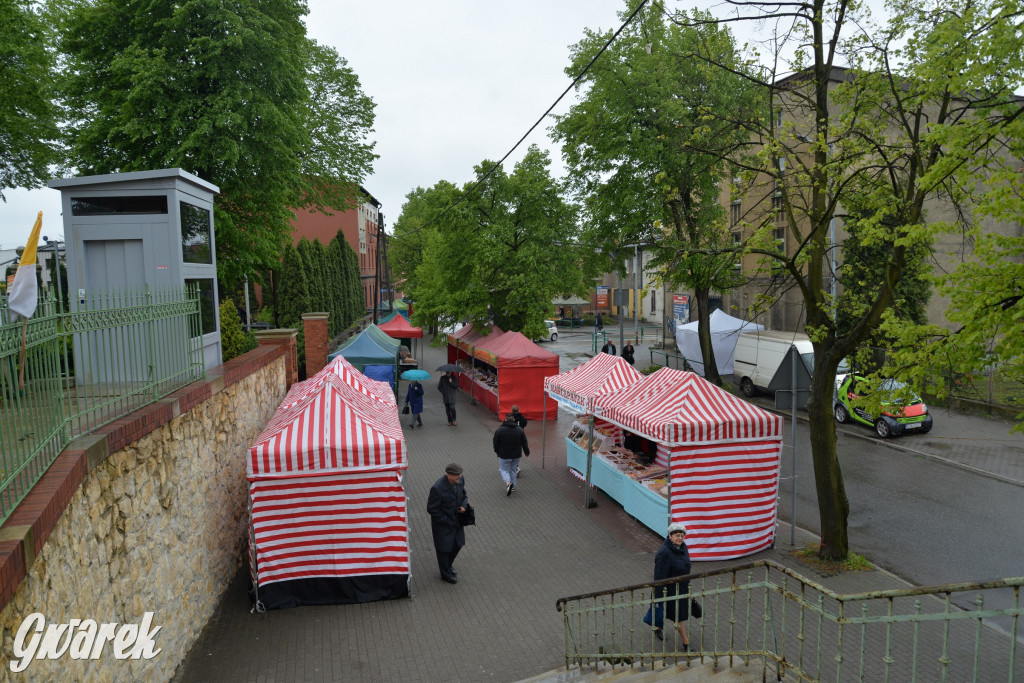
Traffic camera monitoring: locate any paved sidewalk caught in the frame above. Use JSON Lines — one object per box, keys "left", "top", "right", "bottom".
{"left": 173, "top": 335, "right": 1021, "bottom": 682}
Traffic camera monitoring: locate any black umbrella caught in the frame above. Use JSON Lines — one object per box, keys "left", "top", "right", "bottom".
{"left": 436, "top": 364, "right": 464, "bottom": 373}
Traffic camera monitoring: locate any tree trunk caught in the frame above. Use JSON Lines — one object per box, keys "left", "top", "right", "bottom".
{"left": 805, "top": 367, "right": 850, "bottom": 559}
{"left": 693, "top": 288, "right": 721, "bottom": 385}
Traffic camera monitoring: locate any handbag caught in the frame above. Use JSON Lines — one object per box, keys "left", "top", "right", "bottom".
{"left": 457, "top": 503, "right": 475, "bottom": 526}
{"left": 402, "top": 404, "right": 410, "bottom": 414}
{"left": 643, "top": 603, "right": 664, "bottom": 629}
{"left": 690, "top": 599, "right": 702, "bottom": 619}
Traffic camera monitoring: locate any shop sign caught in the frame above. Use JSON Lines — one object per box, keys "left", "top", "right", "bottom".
{"left": 474, "top": 348, "right": 498, "bottom": 365}
{"left": 551, "top": 394, "right": 586, "bottom": 414}
{"left": 596, "top": 286, "right": 609, "bottom": 307}
{"left": 672, "top": 294, "right": 690, "bottom": 330}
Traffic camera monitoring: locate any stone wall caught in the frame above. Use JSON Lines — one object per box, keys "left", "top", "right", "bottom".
{"left": 0, "top": 345, "right": 290, "bottom": 682}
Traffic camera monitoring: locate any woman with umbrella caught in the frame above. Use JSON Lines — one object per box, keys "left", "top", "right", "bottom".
{"left": 401, "top": 369, "right": 431, "bottom": 429}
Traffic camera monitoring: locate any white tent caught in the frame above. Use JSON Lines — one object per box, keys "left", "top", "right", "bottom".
{"left": 675, "top": 309, "right": 763, "bottom": 376}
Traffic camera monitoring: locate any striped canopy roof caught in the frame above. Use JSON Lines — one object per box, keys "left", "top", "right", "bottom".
{"left": 544, "top": 353, "right": 644, "bottom": 413}
{"left": 280, "top": 356, "right": 394, "bottom": 411}
{"left": 593, "top": 367, "right": 784, "bottom": 445}
{"left": 249, "top": 364, "right": 406, "bottom": 479}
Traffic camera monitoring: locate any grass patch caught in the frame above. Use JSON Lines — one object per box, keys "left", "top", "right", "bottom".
{"left": 790, "top": 543, "right": 873, "bottom": 574}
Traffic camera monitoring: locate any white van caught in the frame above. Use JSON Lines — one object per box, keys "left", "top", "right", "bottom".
{"left": 733, "top": 330, "right": 814, "bottom": 397}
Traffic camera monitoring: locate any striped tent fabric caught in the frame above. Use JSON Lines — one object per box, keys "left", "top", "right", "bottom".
{"left": 596, "top": 368, "right": 784, "bottom": 444}
{"left": 249, "top": 471, "right": 409, "bottom": 587}
{"left": 544, "top": 353, "right": 644, "bottom": 413}
{"left": 667, "top": 440, "right": 781, "bottom": 559}
{"left": 249, "top": 372, "right": 406, "bottom": 478}
{"left": 592, "top": 366, "right": 783, "bottom": 560}
{"left": 247, "top": 358, "right": 410, "bottom": 608}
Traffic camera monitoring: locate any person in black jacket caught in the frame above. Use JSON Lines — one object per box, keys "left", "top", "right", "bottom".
{"left": 621, "top": 340, "right": 635, "bottom": 365}
{"left": 601, "top": 340, "right": 617, "bottom": 355}
{"left": 652, "top": 522, "right": 692, "bottom": 648}
{"left": 493, "top": 414, "right": 529, "bottom": 496}
{"left": 427, "top": 463, "right": 469, "bottom": 584}
{"left": 509, "top": 405, "right": 527, "bottom": 429}
{"left": 438, "top": 373, "right": 458, "bottom": 426}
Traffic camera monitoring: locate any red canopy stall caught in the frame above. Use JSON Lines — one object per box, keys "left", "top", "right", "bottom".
{"left": 379, "top": 314, "right": 424, "bottom": 371}
{"left": 246, "top": 357, "right": 410, "bottom": 610}
{"left": 591, "top": 367, "right": 784, "bottom": 559}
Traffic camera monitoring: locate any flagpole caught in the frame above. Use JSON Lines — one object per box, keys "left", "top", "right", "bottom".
{"left": 18, "top": 318, "right": 28, "bottom": 391}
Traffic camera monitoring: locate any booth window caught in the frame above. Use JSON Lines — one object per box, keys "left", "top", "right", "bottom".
{"left": 180, "top": 202, "right": 213, "bottom": 264}
{"left": 185, "top": 278, "right": 216, "bottom": 336}
{"left": 71, "top": 195, "right": 168, "bottom": 215}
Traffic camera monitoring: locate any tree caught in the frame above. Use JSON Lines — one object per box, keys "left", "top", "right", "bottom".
{"left": 403, "top": 146, "right": 599, "bottom": 339}
{"left": 0, "top": 0, "right": 61, "bottom": 199}
{"left": 674, "top": 0, "right": 1024, "bottom": 558}
{"left": 553, "top": 2, "right": 762, "bottom": 385}
{"left": 54, "top": 0, "right": 376, "bottom": 288}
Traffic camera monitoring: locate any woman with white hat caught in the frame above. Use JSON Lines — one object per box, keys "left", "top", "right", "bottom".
{"left": 652, "top": 522, "right": 692, "bottom": 648}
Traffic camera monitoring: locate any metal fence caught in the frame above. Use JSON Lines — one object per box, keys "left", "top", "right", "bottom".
{"left": 557, "top": 560, "right": 1023, "bottom": 682}
{"left": 0, "top": 287, "right": 204, "bottom": 524}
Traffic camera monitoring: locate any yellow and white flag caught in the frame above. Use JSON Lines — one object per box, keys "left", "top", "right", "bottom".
{"left": 8, "top": 212, "right": 43, "bottom": 320}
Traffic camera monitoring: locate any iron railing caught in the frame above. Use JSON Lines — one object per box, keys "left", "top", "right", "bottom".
{"left": 556, "top": 560, "right": 1023, "bottom": 681}
{"left": 0, "top": 287, "right": 204, "bottom": 523}
{"left": 647, "top": 349, "right": 693, "bottom": 372}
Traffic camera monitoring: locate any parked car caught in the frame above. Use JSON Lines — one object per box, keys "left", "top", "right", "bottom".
{"left": 534, "top": 320, "right": 558, "bottom": 343}
{"left": 833, "top": 374, "right": 933, "bottom": 438}
{"left": 734, "top": 331, "right": 814, "bottom": 398}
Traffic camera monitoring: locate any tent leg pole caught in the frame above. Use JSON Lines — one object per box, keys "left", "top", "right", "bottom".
{"left": 542, "top": 393, "right": 548, "bottom": 469}
{"left": 583, "top": 418, "right": 596, "bottom": 509}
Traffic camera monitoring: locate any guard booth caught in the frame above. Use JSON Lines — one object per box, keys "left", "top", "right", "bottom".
{"left": 48, "top": 168, "right": 223, "bottom": 381}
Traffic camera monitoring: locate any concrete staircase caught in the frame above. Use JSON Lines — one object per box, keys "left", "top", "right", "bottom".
{"left": 519, "top": 657, "right": 768, "bottom": 682}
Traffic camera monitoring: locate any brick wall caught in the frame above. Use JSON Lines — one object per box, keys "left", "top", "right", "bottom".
{"left": 302, "top": 312, "right": 330, "bottom": 378}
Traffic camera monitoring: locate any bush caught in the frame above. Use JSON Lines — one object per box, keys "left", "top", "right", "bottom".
{"left": 220, "top": 299, "right": 257, "bottom": 362}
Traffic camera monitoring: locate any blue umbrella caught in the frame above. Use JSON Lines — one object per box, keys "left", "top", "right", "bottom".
{"left": 401, "top": 369, "right": 431, "bottom": 380}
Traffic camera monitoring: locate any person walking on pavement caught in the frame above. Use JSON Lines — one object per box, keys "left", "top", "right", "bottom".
{"left": 438, "top": 372, "right": 458, "bottom": 426}
{"left": 509, "top": 405, "right": 527, "bottom": 429}
{"left": 404, "top": 380, "right": 424, "bottom": 428}
{"left": 621, "top": 340, "right": 635, "bottom": 365}
{"left": 427, "top": 463, "right": 469, "bottom": 584}
{"left": 595, "top": 313, "right": 604, "bottom": 332}
{"left": 652, "top": 522, "right": 692, "bottom": 648}
{"left": 493, "top": 413, "right": 529, "bottom": 496}
{"left": 601, "top": 339, "right": 617, "bottom": 356}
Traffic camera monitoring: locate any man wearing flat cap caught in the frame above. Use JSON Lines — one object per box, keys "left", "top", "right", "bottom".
{"left": 427, "top": 463, "right": 469, "bottom": 584}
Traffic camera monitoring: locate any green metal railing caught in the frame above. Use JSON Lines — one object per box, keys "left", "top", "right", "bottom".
{"left": 0, "top": 287, "right": 204, "bottom": 523}
{"left": 648, "top": 349, "right": 693, "bottom": 372}
{"left": 557, "top": 560, "right": 1023, "bottom": 681}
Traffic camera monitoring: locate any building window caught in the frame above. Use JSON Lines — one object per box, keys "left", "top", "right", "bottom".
{"left": 730, "top": 201, "right": 741, "bottom": 227}
{"left": 71, "top": 195, "right": 168, "bottom": 215}
{"left": 185, "top": 278, "right": 216, "bottom": 335}
{"left": 180, "top": 202, "right": 213, "bottom": 264}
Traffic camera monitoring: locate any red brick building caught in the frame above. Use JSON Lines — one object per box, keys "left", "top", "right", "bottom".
{"left": 290, "top": 187, "right": 382, "bottom": 312}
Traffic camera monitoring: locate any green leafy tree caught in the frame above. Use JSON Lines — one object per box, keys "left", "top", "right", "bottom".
{"left": 553, "top": 2, "right": 761, "bottom": 385}
{"left": 219, "top": 298, "right": 256, "bottom": 361}
{"left": 276, "top": 244, "right": 309, "bottom": 329}
{"left": 54, "top": 0, "right": 376, "bottom": 288}
{"left": 405, "top": 146, "right": 598, "bottom": 339}
{"left": 1, "top": 0, "right": 61, "bottom": 199}
{"left": 678, "top": 0, "right": 1023, "bottom": 558}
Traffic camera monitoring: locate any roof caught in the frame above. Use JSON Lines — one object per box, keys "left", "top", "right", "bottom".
{"left": 248, "top": 368, "right": 407, "bottom": 478}
{"left": 474, "top": 331, "right": 559, "bottom": 368}
{"left": 544, "top": 353, "right": 644, "bottom": 413}
{"left": 593, "top": 367, "right": 784, "bottom": 445}
{"left": 378, "top": 315, "right": 423, "bottom": 339}
{"left": 329, "top": 329, "right": 399, "bottom": 369}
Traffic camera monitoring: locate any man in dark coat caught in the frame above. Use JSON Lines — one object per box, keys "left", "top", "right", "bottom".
{"left": 427, "top": 463, "right": 468, "bottom": 584}
{"left": 601, "top": 340, "right": 617, "bottom": 355}
{"left": 438, "top": 373, "right": 458, "bottom": 426}
{"left": 493, "top": 414, "right": 529, "bottom": 496}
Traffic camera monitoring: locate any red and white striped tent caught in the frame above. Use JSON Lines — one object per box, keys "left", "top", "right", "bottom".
{"left": 544, "top": 352, "right": 644, "bottom": 414}
{"left": 593, "top": 367, "right": 784, "bottom": 560}
{"left": 246, "top": 358, "right": 410, "bottom": 610}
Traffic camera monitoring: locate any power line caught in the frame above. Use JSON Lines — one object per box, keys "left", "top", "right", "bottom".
{"left": 396, "top": 0, "right": 650, "bottom": 240}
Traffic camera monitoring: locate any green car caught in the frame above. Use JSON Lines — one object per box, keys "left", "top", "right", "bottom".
{"left": 833, "top": 374, "right": 933, "bottom": 438}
